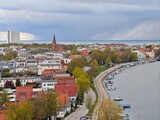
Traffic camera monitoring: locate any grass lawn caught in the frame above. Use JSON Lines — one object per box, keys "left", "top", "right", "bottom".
{"left": 95, "top": 66, "right": 107, "bottom": 76}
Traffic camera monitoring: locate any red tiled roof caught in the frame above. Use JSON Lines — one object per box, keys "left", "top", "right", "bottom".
{"left": 55, "top": 84, "right": 78, "bottom": 97}
{"left": 56, "top": 77, "right": 75, "bottom": 84}
{"left": 57, "top": 79, "right": 75, "bottom": 84}
{"left": 42, "top": 69, "right": 63, "bottom": 76}
{"left": 35, "top": 58, "right": 45, "bottom": 61}
{"left": 0, "top": 110, "right": 6, "bottom": 120}
{"left": 16, "top": 86, "right": 33, "bottom": 101}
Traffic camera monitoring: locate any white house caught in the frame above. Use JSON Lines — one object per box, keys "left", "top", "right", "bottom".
{"left": 41, "top": 79, "right": 58, "bottom": 91}
{"left": 132, "top": 49, "right": 146, "bottom": 61}
{"left": 37, "top": 61, "right": 61, "bottom": 75}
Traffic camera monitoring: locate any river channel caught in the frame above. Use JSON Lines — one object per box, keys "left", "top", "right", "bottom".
{"left": 104, "top": 61, "right": 160, "bottom": 120}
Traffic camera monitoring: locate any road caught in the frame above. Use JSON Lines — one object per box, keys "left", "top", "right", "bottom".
{"left": 64, "top": 89, "right": 96, "bottom": 120}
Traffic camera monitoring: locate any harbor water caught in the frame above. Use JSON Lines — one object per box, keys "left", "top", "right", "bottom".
{"left": 105, "top": 61, "right": 160, "bottom": 120}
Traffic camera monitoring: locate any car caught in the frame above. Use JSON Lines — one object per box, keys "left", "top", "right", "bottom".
{"left": 80, "top": 116, "right": 90, "bottom": 120}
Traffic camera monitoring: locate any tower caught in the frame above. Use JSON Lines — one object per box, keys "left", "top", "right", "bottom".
{"left": 7, "top": 31, "right": 20, "bottom": 43}
{"left": 52, "top": 34, "right": 57, "bottom": 51}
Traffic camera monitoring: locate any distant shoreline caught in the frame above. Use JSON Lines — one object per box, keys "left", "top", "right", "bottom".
{"left": 0, "top": 40, "right": 160, "bottom": 45}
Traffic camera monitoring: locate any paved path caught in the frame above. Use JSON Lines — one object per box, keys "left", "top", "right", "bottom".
{"left": 64, "top": 89, "right": 96, "bottom": 120}
{"left": 92, "top": 65, "right": 122, "bottom": 120}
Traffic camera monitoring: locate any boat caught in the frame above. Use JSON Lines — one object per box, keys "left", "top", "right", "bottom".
{"left": 108, "top": 86, "right": 116, "bottom": 91}
{"left": 114, "top": 97, "right": 123, "bottom": 101}
{"left": 121, "top": 114, "right": 129, "bottom": 120}
{"left": 118, "top": 104, "right": 131, "bottom": 109}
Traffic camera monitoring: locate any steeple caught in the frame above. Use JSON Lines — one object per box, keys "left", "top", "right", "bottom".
{"left": 52, "top": 34, "right": 57, "bottom": 51}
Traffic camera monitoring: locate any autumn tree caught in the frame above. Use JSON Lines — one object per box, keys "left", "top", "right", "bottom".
{"left": 5, "top": 101, "right": 33, "bottom": 120}
{"left": 31, "top": 90, "right": 60, "bottom": 120}
{"left": 87, "top": 67, "right": 97, "bottom": 79}
{"left": 90, "top": 59, "right": 99, "bottom": 67}
{"left": 0, "top": 90, "right": 9, "bottom": 106}
{"left": 98, "top": 99, "right": 123, "bottom": 120}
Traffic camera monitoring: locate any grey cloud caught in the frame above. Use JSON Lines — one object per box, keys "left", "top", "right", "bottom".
{"left": 0, "top": 0, "right": 159, "bottom": 40}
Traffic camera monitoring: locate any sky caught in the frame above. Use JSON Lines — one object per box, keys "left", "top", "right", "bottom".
{"left": 0, "top": 0, "right": 160, "bottom": 42}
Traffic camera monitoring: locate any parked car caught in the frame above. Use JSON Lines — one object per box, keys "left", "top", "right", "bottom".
{"left": 80, "top": 116, "right": 90, "bottom": 120}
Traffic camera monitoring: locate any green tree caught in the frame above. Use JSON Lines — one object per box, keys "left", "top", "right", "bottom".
{"left": 16, "top": 79, "right": 21, "bottom": 86}
{"left": 3, "top": 52, "right": 17, "bottom": 61}
{"left": 0, "top": 90, "right": 9, "bottom": 106}
{"left": 90, "top": 59, "right": 99, "bottom": 67}
{"left": 106, "top": 56, "right": 112, "bottom": 67}
{"left": 68, "top": 57, "right": 86, "bottom": 74}
{"left": 98, "top": 99, "right": 123, "bottom": 120}
{"left": 77, "top": 74, "right": 90, "bottom": 94}
{"left": 131, "top": 53, "right": 138, "bottom": 61}
{"left": 91, "top": 49, "right": 105, "bottom": 65}
{"left": 5, "top": 101, "right": 33, "bottom": 120}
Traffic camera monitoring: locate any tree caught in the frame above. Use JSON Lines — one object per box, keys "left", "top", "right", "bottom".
{"left": 77, "top": 74, "right": 90, "bottom": 94}
{"left": 5, "top": 101, "right": 33, "bottom": 120}
{"left": 3, "top": 51, "right": 17, "bottom": 61}
{"left": 98, "top": 99, "right": 123, "bottom": 120}
{"left": 4, "top": 81, "right": 15, "bottom": 89}
{"left": 90, "top": 59, "right": 99, "bottom": 67}
{"left": 131, "top": 53, "right": 138, "bottom": 61}
{"left": 87, "top": 67, "right": 97, "bottom": 79}
{"left": 16, "top": 79, "right": 21, "bottom": 86}
{"left": 68, "top": 57, "right": 87, "bottom": 74}
{"left": 106, "top": 56, "right": 112, "bottom": 67}
{"left": 31, "top": 90, "right": 60, "bottom": 119}
{"left": 155, "top": 49, "right": 160, "bottom": 57}
{"left": 0, "top": 90, "right": 9, "bottom": 106}
{"left": 85, "top": 95, "right": 93, "bottom": 114}
{"left": 91, "top": 50, "right": 105, "bottom": 65}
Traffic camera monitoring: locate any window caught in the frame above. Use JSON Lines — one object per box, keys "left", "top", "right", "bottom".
{"left": 19, "top": 94, "right": 26, "bottom": 99}
{"left": 32, "top": 94, "right": 37, "bottom": 98}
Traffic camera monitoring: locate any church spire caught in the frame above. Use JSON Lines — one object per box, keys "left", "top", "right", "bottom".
{"left": 52, "top": 34, "right": 57, "bottom": 51}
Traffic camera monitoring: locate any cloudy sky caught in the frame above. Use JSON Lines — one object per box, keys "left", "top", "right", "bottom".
{"left": 0, "top": 0, "right": 160, "bottom": 42}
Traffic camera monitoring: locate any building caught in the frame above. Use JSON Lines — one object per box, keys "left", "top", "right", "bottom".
{"left": 41, "top": 76, "right": 57, "bottom": 91}
{"left": 7, "top": 31, "right": 20, "bottom": 43}
{"left": 55, "top": 84, "right": 78, "bottom": 102}
{"left": 52, "top": 35, "right": 57, "bottom": 51}
{"left": 37, "top": 61, "right": 61, "bottom": 75}
{"left": 0, "top": 31, "right": 35, "bottom": 43}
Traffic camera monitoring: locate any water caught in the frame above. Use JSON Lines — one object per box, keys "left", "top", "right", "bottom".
{"left": 0, "top": 40, "right": 160, "bottom": 45}
{"left": 106, "top": 62, "right": 160, "bottom": 120}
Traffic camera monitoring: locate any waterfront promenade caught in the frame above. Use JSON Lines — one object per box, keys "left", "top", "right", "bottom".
{"left": 92, "top": 59, "right": 157, "bottom": 120}
{"left": 92, "top": 65, "right": 122, "bottom": 120}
